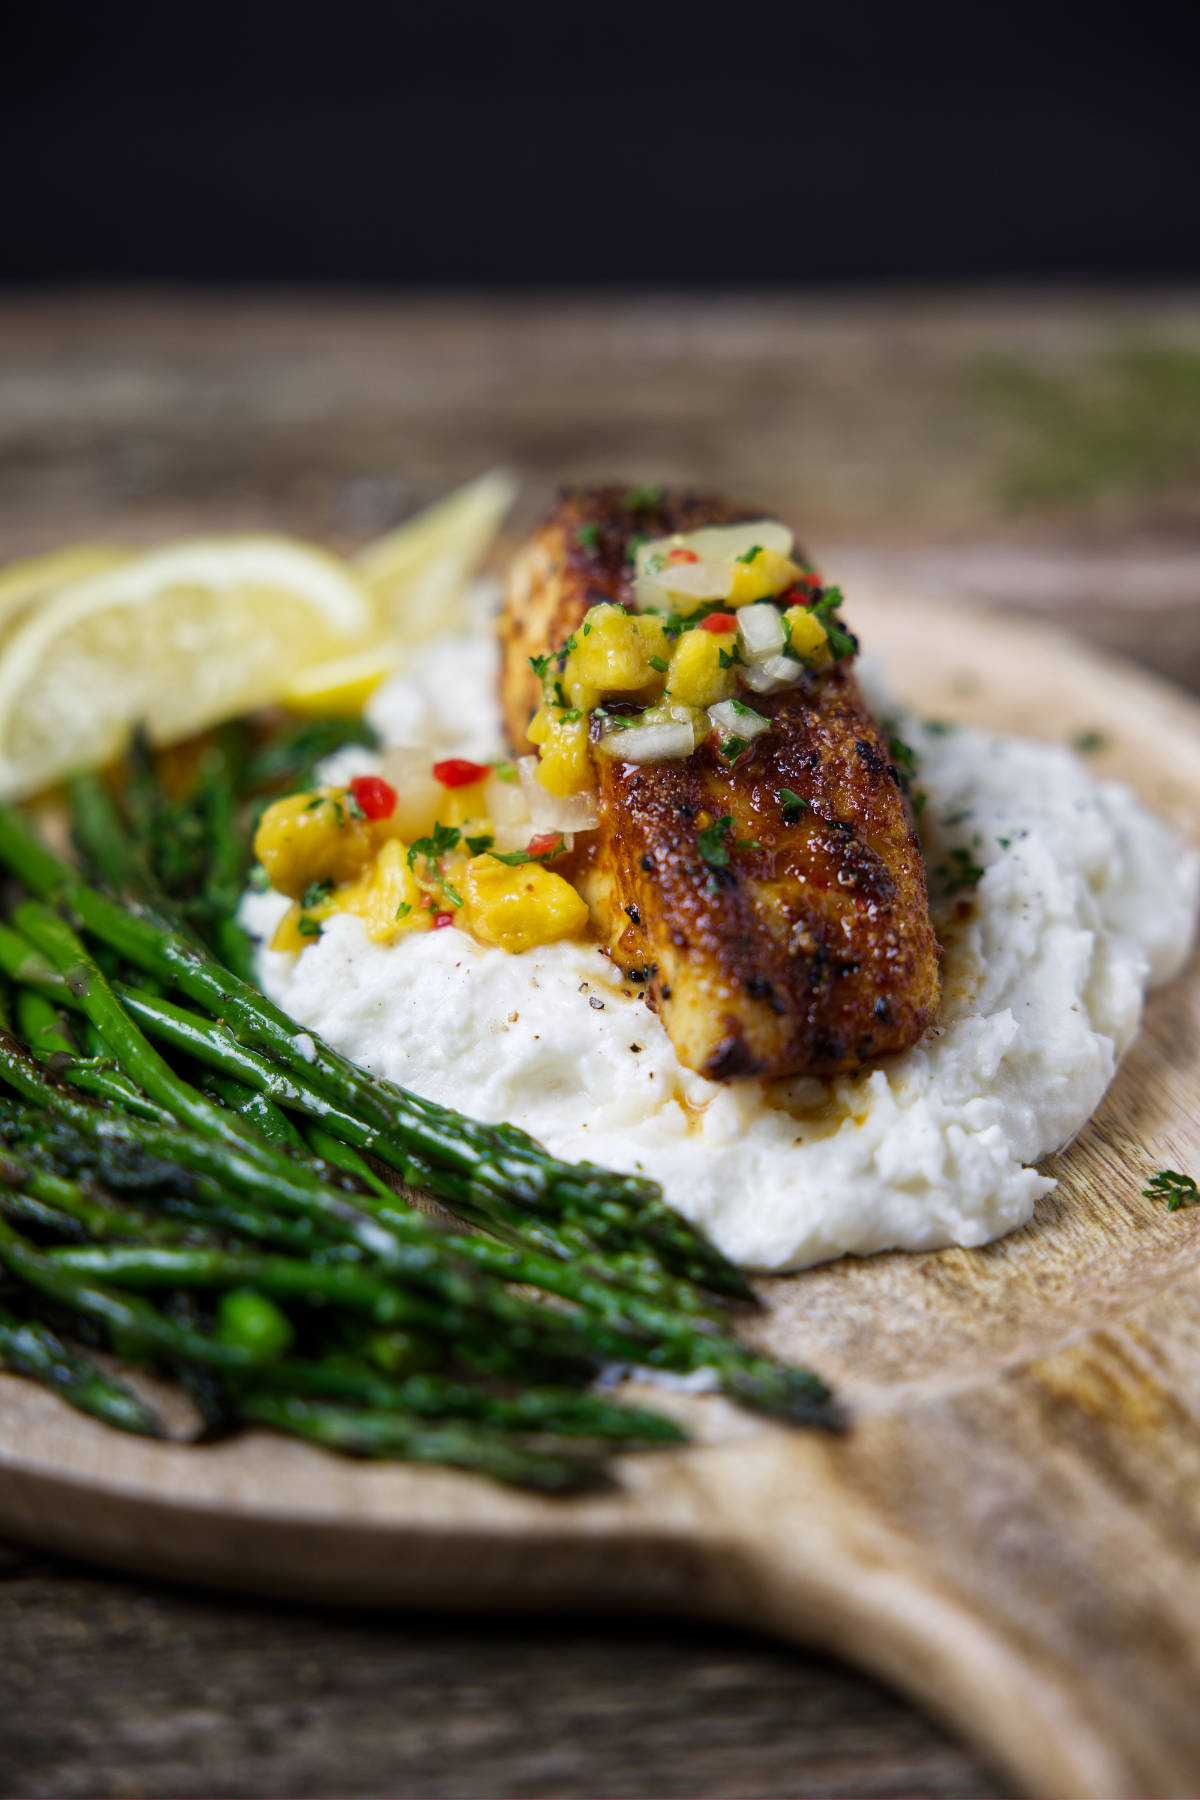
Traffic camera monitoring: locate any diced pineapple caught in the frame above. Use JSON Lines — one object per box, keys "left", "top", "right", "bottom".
{"left": 666, "top": 627, "right": 738, "bottom": 708}
{"left": 534, "top": 711, "right": 593, "bottom": 796}
{"left": 728, "top": 548, "right": 801, "bottom": 607}
{"left": 461, "top": 855, "right": 589, "bottom": 953}
{"left": 561, "top": 604, "right": 653, "bottom": 708}
{"left": 782, "top": 604, "right": 831, "bottom": 666}
{"left": 254, "top": 790, "right": 377, "bottom": 898}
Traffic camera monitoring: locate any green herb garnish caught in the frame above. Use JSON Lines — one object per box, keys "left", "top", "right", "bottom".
{"left": 490, "top": 836, "right": 566, "bottom": 867}
{"left": 778, "top": 788, "right": 807, "bottom": 824}
{"left": 888, "top": 735, "right": 917, "bottom": 776}
{"left": 300, "top": 879, "right": 333, "bottom": 911}
{"left": 718, "top": 736, "right": 750, "bottom": 764}
{"left": 296, "top": 914, "right": 322, "bottom": 939}
{"left": 736, "top": 544, "right": 763, "bottom": 565}
{"left": 697, "top": 816, "right": 735, "bottom": 869}
{"left": 465, "top": 833, "right": 495, "bottom": 855}
{"left": 1071, "top": 729, "right": 1107, "bottom": 755}
{"left": 575, "top": 524, "right": 601, "bottom": 549}
{"left": 935, "top": 846, "right": 985, "bottom": 893}
{"left": 647, "top": 655, "right": 669, "bottom": 674}
{"left": 1143, "top": 1169, "right": 1199, "bottom": 1212}
{"left": 807, "top": 585, "right": 857, "bottom": 661}
{"left": 623, "top": 484, "right": 663, "bottom": 509}
{"left": 407, "top": 822, "right": 461, "bottom": 871}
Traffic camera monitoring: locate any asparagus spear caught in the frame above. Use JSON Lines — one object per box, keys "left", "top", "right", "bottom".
{"left": 0, "top": 1303, "right": 161, "bottom": 1436}
{"left": 238, "top": 1392, "right": 607, "bottom": 1493}
{"left": 243, "top": 1356, "right": 687, "bottom": 1443}
{"left": 0, "top": 804, "right": 749, "bottom": 1297}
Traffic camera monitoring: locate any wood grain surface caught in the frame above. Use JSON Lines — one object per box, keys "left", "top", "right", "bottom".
{"left": 2, "top": 589, "right": 1199, "bottom": 1797}
{"left": 2, "top": 290, "right": 1199, "bottom": 1800}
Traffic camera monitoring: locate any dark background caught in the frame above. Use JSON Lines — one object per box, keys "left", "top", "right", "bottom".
{"left": 4, "top": 0, "right": 1199, "bottom": 286}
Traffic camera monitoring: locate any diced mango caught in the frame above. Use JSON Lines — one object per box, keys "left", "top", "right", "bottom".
{"left": 461, "top": 855, "right": 589, "bottom": 953}
{"left": 666, "top": 628, "right": 738, "bottom": 708}
{"left": 254, "top": 790, "right": 377, "bottom": 898}
{"left": 534, "top": 712, "right": 593, "bottom": 797}
{"left": 782, "top": 604, "right": 831, "bottom": 666}
{"left": 271, "top": 899, "right": 331, "bottom": 954}
{"left": 728, "top": 548, "right": 801, "bottom": 607}
{"left": 329, "top": 838, "right": 431, "bottom": 944}
{"left": 270, "top": 838, "right": 431, "bottom": 952}
{"left": 439, "top": 778, "right": 491, "bottom": 829}
{"left": 561, "top": 604, "right": 653, "bottom": 708}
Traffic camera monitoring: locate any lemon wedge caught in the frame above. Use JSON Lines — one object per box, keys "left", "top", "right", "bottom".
{"left": 354, "top": 467, "right": 517, "bottom": 641}
{"left": 0, "top": 537, "right": 373, "bottom": 799}
{"left": 0, "top": 542, "right": 132, "bottom": 638}
{"left": 281, "top": 642, "right": 402, "bottom": 716}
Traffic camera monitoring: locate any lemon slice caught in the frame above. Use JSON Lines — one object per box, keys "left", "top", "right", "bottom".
{"left": 0, "top": 537, "right": 373, "bottom": 799}
{"left": 0, "top": 542, "right": 132, "bottom": 637}
{"left": 354, "top": 468, "right": 517, "bottom": 641}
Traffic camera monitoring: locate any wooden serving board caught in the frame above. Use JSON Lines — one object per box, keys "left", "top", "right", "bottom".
{"left": 3, "top": 590, "right": 1200, "bottom": 1799}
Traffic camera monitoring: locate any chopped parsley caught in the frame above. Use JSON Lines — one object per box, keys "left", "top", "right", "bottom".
{"left": 911, "top": 788, "right": 928, "bottom": 818}
{"left": 696, "top": 817, "right": 758, "bottom": 867}
{"left": 465, "top": 833, "right": 495, "bottom": 855}
{"left": 529, "top": 651, "right": 554, "bottom": 680}
{"left": 300, "top": 879, "right": 333, "bottom": 910}
{"left": 575, "top": 524, "right": 601, "bottom": 549}
{"left": 343, "top": 790, "right": 367, "bottom": 822}
{"left": 807, "top": 585, "right": 857, "bottom": 661}
{"left": 395, "top": 901, "right": 413, "bottom": 921}
{"left": 296, "top": 913, "right": 323, "bottom": 939}
{"left": 492, "top": 761, "right": 518, "bottom": 784}
{"left": 1143, "top": 1169, "right": 1199, "bottom": 1212}
{"left": 697, "top": 815, "right": 735, "bottom": 869}
{"left": 887, "top": 735, "right": 918, "bottom": 776}
{"left": 923, "top": 718, "right": 957, "bottom": 736}
{"left": 736, "top": 543, "right": 763, "bottom": 564}
{"left": 489, "top": 836, "right": 566, "bottom": 866}
{"left": 778, "top": 787, "right": 807, "bottom": 824}
{"left": 247, "top": 863, "right": 270, "bottom": 891}
{"left": 718, "top": 644, "right": 745, "bottom": 668}
{"left": 623, "top": 484, "right": 663, "bottom": 509}
{"left": 1071, "top": 728, "right": 1108, "bottom": 755}
{"left": 407, "top": 821, "right": 461, "bottom": 871}
{"left": 718, "top": 735, "right": 750, "bottom": 764}
{"left": 935, "top": 846, "right": 985, "bottom": 893}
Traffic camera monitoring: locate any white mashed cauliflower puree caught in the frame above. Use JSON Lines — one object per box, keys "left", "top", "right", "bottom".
{"left": 242, "top": 633, "right": 1199, "bottom": 1272}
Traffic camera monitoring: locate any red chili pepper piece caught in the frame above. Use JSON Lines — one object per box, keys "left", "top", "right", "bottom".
{"left": 699, "top": 611, "right": 737, "bottom": 633}
{"left": 348, "top": 775, "right": 397, "bottom": 820}
{"left": 666, "top": 546, "right": 700, "bottom": 564}
{"left": 432, "top": 758, "right": 489, "bottom": 788}
{"left": 526, "top": 831, "right": 563, "bottom": 858}
{"left": 433, "top": 911, "right": 455, "bottom": 929}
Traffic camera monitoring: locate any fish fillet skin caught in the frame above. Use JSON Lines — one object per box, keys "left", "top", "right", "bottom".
{"left": 500, "top": 488, "right": 941, "bottom": 1081}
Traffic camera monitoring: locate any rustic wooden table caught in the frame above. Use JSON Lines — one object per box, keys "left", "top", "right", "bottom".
{"left": 0, "top": 289, "right": 1197, "bottom": 1799}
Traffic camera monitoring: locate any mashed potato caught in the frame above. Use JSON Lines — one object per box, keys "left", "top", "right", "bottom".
{"left": 242, "top": 634, "right": 1199, "bottom": 1272}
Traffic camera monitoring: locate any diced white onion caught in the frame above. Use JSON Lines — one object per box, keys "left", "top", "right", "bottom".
{"left": 708, "top": 699, "right": 770, "bottom": 739}
{"left": 483, "top": 767, "right": 531, "bottom": 827}
{"left": 634, "top": 519, "right": 794, "bottom": 582}
{"left": 517, "top": 755, "right": 600, "bottom": 831}
{"left": 742, "top": 654, "right": 803, "bottom": 694}
{"left": 737, "top": 602, "right": 786, "bottom": 660}
{"left": 597, "top": 720, "right": 697, "bottom": 763}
